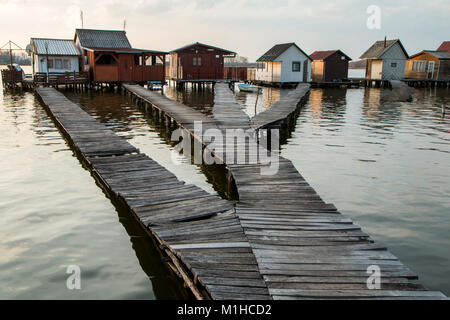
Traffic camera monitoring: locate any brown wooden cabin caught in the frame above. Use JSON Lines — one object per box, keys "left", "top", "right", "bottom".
{"left": 75, "top": 29, "right": 166, "bottom": 83}
{"left": 404, "top": 50, "right": 450, "bottom": 80}
{"left": 310, "top": 50, "right": 351, "bottom": 82}
{"left": 223, "top": 62, "right": 258, "bottom": 81}
{"left": 168, "top": 42, "right": 235, "bottom": 81}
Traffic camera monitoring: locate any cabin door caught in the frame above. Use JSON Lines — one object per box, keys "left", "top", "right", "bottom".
{"left": 427, "top": 61, "right": 435, "bottom": 79}
{"left": 302, "top": 60, "right": 309, "bottom": 82}
{"left": 119, "top": 54, "right": 134, "bottom": 82}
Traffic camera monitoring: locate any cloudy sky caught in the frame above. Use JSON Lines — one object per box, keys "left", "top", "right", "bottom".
{"left": 0, "top": 0, "right": 449, "bottom": 61}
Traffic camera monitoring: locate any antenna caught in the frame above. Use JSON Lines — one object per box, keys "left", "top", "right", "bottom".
{"left": 123, "top": 19, "right": 126, "bottom": 31}
{"left": 80, "top": 10, "right": 84, "bottom": 29}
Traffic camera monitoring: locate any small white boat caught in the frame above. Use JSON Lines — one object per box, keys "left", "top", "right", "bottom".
{"left": 238, "top": 83, "right": 261, "bottom": 93}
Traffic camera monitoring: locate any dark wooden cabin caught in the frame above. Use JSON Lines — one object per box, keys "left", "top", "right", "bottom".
{"left": 75, "top": 29, "right": 166, "bottom": 84}
{"left": 168, "top": 42, "right": 235, "bottom": 81}
{"left": 223, "top": 62, "right": 258, "bottom": 81}
{"left": 310, "top": 50, "right": 351, "bottom": 82}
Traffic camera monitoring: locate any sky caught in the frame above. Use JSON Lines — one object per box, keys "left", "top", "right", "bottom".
{"left": 0, "top": 0, "right": 449, "bottom": 61}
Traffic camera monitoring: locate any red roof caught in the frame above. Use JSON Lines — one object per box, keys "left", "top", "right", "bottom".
{"left": 309, "top": 50, "right": 351, "bottom": 61}
{"left": 437, "top": 41, "right": 450, "bottom": 52}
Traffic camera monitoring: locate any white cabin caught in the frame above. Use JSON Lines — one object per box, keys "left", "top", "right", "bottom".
{"left": 360, "top": 39, "right": 409, "bottom": 80}
{"left": 30, "top": 38, "right": 80, "bottom": 75}
{"left": 255, "top": 43, "right": 312, "bottom": 84}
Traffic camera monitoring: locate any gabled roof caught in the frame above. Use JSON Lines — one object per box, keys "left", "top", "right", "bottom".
{"left": 360, "top": 39, "right": 408, "bottom": 59}
{"left": 257, "top": 42, "right": 312, "bottom": 62}
{"left": 309, "top": 50, "right": 352, "bottom": 61}
{"left": 31, "top": 38, "right": 80, "bottom": 56}
{"left": 75, "top": 29, "right": 131, "bottom": 49}
{"left": 170, "top": 42, "right": 235, "bottom": 55}
{"left": 410, "top": 50, "right": 450, "bottom": 60}
{"left": 437, "top": 41, "right": 450, "bottom": 52}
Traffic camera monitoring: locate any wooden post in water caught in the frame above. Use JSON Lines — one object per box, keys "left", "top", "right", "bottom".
{"left": 443, "top": 104, "right": 446, "bottom": 117}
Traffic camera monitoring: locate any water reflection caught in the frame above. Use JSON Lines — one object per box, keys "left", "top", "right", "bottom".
{"left": 282, "top": 86, "right": 450, "bottom": 295}
{"left": 0, "top": 86, "right": 188, "bottom": 299}
{"left": 164, "top": 84, "right": 214, "bottom": 116}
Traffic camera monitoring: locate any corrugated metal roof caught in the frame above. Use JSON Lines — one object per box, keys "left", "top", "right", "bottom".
{"left": 437, "top": 41, "right": 450, "bottom": 53}
{"left": 256, "top": 43, "right": 311, "bottom": 62}
{"left": 31, "top": 38, "right": 80, "bottom": 56}
{"left": 75, "top": 29, "right": 131, "bottom": 49}
{"left": 360, "top": 39, "right": 408, "bottom": 59}
{"left": 309, "top": 50, "right": 352, "bottom": 61}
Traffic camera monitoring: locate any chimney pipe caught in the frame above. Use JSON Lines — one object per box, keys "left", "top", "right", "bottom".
{"left": 384, "top": 36, "right": 387, "bottom": 48}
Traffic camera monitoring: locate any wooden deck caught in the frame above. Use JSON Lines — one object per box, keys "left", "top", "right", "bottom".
{"left": 122, "top": 83, "right": 446, "bottom": 300}
{"left": 35, "top": 87, "right": 269, "bottom": 300}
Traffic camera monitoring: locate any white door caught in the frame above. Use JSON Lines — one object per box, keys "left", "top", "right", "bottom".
{"left": 427, "top": 61, "right": 435, "bottom": 79}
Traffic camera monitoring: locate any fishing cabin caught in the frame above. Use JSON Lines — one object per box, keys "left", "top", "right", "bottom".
{"left": 254, "top": 42, "right": 312, "bottom": 87}
{"left": 360, "top": 39, "right": 409, "bottom": 80}
{"left": 437, "top": 41, "right": 450, "bottom": 53}
{"left": 310, "top": 50, "right": 352, "bottom": 82}
{"left": 168, "top": 42, "right": 236, "bottom": 82}
{"left": 75, "top": 29, "right": 166, "bottom": 84}
{"left": 404, "top": 50, "right": 450, "bottom": 80}
{"left": 29, "top": 38, "right": 86, "bottom": 85}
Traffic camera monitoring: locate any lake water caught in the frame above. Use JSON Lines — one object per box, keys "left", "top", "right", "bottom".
{"left": 0, "top": 76, "right": 188, "bottom": 299}
{"left": 1, "top": 70, "right": 449, "bottom": 297}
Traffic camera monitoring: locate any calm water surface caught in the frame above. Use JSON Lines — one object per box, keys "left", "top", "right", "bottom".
{"left": 280, "top": 87, "right": 450, "bottom": 295}
{"left": 0, "top": 80, "right": 187, "bottom": 299}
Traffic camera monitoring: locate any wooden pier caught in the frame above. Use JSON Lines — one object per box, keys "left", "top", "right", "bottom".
{"left": 35, "top": 87, "right": 269, "bottom": 300}
{"left": 120, "top": 83, "right": 446, "bottom": 299}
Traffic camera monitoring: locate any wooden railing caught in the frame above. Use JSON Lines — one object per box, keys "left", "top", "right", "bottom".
{"left": 1, "top": 69, "right": 23, "bottom": 83}
{"left": 34, "top": 72, "right": 90, "bottom": 85}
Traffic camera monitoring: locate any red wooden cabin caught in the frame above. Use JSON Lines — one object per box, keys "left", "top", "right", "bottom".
{"left": 75, "top": 29, "right": 166, "bottom": 83}
{"left": 168, "top": 42, "right": 235, "bottom": 81}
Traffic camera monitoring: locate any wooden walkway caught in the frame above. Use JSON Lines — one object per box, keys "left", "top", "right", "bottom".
{"left": 35, "top": 87, "right": 270, "bottom": 300}
{"left": 122, "top": 83, "right": 446, "bottom": 300}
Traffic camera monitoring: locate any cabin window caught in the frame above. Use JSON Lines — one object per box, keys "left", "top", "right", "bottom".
{"left": 55, "top": 59, "right": 63, "bottom": 69}
{"left": 63, "top": 59, "right": 71, "bottom": 69}
{"left": 193, "top": 57, "right": 202, "bottom": 66}
{"left": 292, "top": 61, "right": 301, "bottom": 72}
{"left": 47, "top": 59, "right": 54, "bottom": 69}
{"left": 412, "top": 60, "right": 426, "bottom": 72}
{"left": 96, "top": 54, "right": 118, "bottom": 66}
{"left": 391, "top": 62, "right": 397, "bottom": 68}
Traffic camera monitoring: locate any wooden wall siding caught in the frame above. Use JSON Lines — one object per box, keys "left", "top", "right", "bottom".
{"left": 256, "top": 62, "right": 281, "bottom": 82}
{"left": 322, "top": 52, "right": 349, "bottom": 82}
{"left": 87, "top": 51, "right": 165, "bottom": 83}
{"left": 380, "top": 42, "right": 407, "bottom": 80}
{"left": 366, "top": 59, "right": 383, "bottom": 79}
{"left": 223, "top": 67, "right": 248, "bottom": 80}
{"left": 404, "top": 53, "right": 450, "bottom": 80}
{"left": 311, "top": 61, "right": 324, "bottom": 82}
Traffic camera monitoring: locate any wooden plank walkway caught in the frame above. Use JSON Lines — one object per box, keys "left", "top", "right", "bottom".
{"left": 250, "top": 84, "right": 310, "bottom": 130}
{"left": 35, "top": 87, "right": 270, "bottom": 300}
{"left": 122, "top": 83, "right": 446, "bottom": 300}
